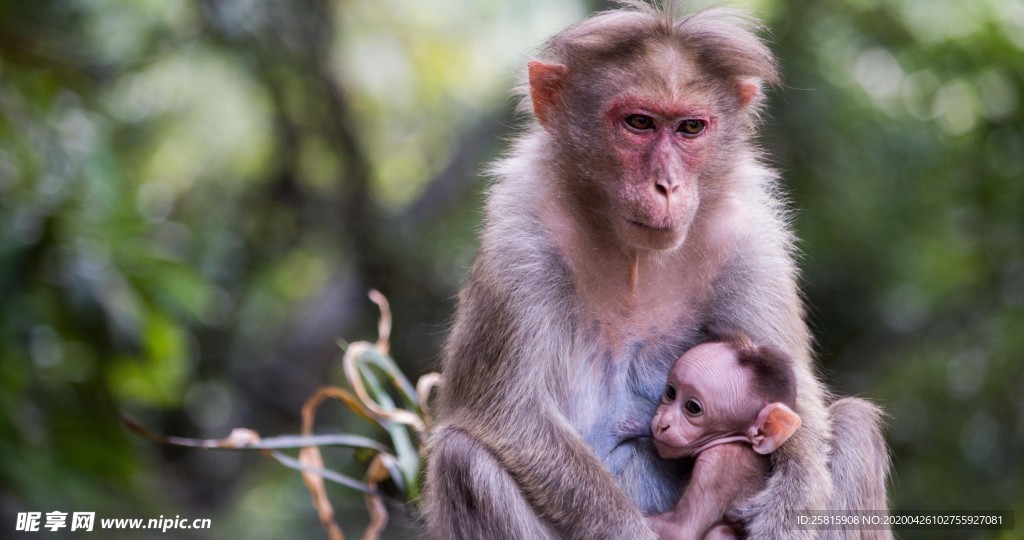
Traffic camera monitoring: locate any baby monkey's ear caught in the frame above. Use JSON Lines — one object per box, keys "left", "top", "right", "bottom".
{"left": 748, "top": 402, "right": 801, "bottom": 454}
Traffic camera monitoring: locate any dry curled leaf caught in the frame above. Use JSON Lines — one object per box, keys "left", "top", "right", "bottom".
{"left": 362, "top": 455, "right": 392, "bottom": 540}
{"left": 300, "top": 387, "right": 361, "bottom": 540}
{"left": 124, "top": 291, "right": 442, "bottom": 540}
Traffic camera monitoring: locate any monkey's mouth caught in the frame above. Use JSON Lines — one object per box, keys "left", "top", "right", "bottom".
{"left": 626, "top": 219, "right": 674, "bottom": 232}
{"left": 650, "top": 436, "right": 687, "bottom": 460}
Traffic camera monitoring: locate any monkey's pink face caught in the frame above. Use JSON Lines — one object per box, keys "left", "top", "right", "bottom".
{"left": 651, "top": 342, "right": 751, "bottom": 459}
{"left": 603, "top": 96, "right": 718, "bottom": 251}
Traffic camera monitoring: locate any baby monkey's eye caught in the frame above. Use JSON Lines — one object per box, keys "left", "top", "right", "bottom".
{"left": 684, "top": 399, "right": 703, "bottom": 416}
{"left": 663, "top": 384, "right": 677, "bottom": 402}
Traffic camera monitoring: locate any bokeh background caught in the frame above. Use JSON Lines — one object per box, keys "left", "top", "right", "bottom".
{"left": 1, "top": 0, "right": 1021, "bottom": 538}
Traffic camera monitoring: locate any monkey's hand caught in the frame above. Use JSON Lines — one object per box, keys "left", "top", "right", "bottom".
{"left": 648, "top": 513, "right": 741, "bottom": 540}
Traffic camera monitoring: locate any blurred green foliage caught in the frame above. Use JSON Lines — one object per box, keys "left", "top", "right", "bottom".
{"left": 0, "top": 0, "right": 1021, "bottom": 538}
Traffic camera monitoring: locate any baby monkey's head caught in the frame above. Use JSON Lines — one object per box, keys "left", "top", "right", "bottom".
{"left": 651, "top": 339, "right": 801, "bottom": 459}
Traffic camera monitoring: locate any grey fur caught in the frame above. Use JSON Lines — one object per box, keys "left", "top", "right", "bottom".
{"left": 421, "top": 3, "right": 890, "bottom": 539}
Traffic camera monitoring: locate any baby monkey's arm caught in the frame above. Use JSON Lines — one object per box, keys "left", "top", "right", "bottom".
{"left": 647, "top": 443, "right": 768, "bottom": 540}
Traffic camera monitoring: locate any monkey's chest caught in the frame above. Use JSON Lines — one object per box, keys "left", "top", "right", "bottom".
{"left": 573, "top": 336, "right": 696, "bottom": 512}
{"left": 578, "top": 361, "right": 666, "bottom": 464}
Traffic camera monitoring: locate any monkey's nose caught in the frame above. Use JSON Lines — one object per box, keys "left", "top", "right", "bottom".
{"left": 655, "top": 177, "right": 680, "bottom": 199}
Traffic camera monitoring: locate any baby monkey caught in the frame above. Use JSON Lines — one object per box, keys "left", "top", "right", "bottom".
{"left": 648, "top": 339, "right": 801, "bottom": 540}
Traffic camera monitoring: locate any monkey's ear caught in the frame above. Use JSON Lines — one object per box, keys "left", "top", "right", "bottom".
{"left": 748, "top": 402, "right": 801, "bottom": 454}
{"left": 528, "top": 60, "right": 569, "bottom": 128}
{"left": 736, "top": 78, "right": 765, "bottom": 109}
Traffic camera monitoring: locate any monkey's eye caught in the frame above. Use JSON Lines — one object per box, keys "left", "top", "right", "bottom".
{"left": 684, "top": 399, "right": 703, "bottom": 416}
{"left": 663, "top": 384, "right": 677, "bottom": 402}
{"left": 624, "top": 114, "right": 655, "bottom": 131}
{"left": 677, "top": 119, "right": 706, "bottom": 137}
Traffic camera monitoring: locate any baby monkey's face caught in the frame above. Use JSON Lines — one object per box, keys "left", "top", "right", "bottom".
{"left": 651, "top": 342, "right": 756, "bottom": 459}
{"left": 651, "top": 341, "right": 803, "bottom": 459}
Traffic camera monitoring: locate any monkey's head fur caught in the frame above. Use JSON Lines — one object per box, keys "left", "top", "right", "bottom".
{"left": 522, "top": 1, "right": 780, "bottom": 252}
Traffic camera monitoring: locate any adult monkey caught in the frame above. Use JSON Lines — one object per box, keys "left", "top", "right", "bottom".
{"left": 422, "top": 1, "right": 890, "bottom": 538}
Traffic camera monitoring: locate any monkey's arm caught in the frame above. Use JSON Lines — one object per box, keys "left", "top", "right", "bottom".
{"left": 464, "top": 409, "right": 655, "bottom": 539}
{"left": 707, "top": 243, "right": 834, "bottom": 539}
{"left": 736, "top": 392, "right": 833, "bottom": 539}
{"left": 649, "top": 444, "right": 767, "bottom": 540}
{"left": 428, "top": 273, "right": 656, "bottom": 540}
